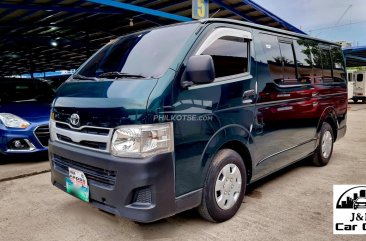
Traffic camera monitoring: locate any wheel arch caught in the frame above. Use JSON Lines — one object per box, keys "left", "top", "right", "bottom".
{"left": 220, "top": 140, "right": 253, "bottom": 183}
{"left": 199, "top": 124, "right": 254, "bottom": 185}
{"left": 317, "top": 106, "right": 338, "bottom": 141}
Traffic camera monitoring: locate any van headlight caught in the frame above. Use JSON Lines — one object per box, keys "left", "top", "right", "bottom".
{"left": 111, "top": 123, "right": 174, "bottom": 158}
{"left": 0, "top": 113, "right": 30, "bottom": 128}
{"left": 49, "top": 119, "right": 55, "bottom": 142}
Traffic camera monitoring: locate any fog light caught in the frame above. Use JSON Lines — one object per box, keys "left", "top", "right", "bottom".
{"left": 7, "top": 139, "right": 35, "bottom": 151}
{"left": 13, "top": 140, "right": 25, "bottom": 149}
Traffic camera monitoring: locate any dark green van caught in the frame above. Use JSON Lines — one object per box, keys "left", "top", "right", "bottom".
{"left": 49, "top": 19, "right": 347, "bottom": 223}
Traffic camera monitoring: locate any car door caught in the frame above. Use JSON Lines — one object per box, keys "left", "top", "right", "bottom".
{"left": 173, "top": 25, "right": 257, "bottom": 196}
{"left": 251, "top": 32, "right": 318, "bottom": 181}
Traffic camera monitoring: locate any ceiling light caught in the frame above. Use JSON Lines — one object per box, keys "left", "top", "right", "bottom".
{"left": 5, "top": 53, "right": 20, "bottom": 58}
{"left": 50, "top": 40, "right": 58, "bottom": 47}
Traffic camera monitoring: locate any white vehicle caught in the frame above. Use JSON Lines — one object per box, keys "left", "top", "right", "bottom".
{"left": 352, "top": 71, "right": 366, "bottom": 103}
{"left": 347, "top": 71, "right": 354, "bottom": 99}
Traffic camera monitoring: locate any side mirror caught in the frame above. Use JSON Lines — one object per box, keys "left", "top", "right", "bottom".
{"left": 186, "top": 55, "right": 215, "bottom": 85}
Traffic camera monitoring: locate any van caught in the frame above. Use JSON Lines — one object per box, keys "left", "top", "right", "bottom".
{"left": 352, "top": 71, "right": 366, "bottom": 103}
{"left": 49, "top": 19, "right": 347, "bottom": 223}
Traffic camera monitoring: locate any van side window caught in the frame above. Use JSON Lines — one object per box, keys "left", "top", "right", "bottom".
{"left": 311, "top": 45, "right": 323, "bottom": 83}
{"left": 201, "top": 36, "right": 249, "bottom": 78}
{"left": 357, "top": 74, "right": 364, "bottom": 82}
{"left": 331, "top": 47, "right": 346, "bottom": 83}
{"left": 279, "top": 42, "right": 297, "bottom": 84}
{"left": 260, "top": 33, "right": 299, "bottom": 85}
{"left": 259, "top": 34, "right": 284, "bottom": 84}
{"left": 320, "top": 47, "right": 333, "bottom": 83}
{"left": 294, "top": 40, "right": 313, "bottom": 83}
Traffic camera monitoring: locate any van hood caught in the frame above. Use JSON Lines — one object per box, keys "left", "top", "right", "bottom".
{"left": 0, "top": 101, "right": 51, "bottom": 122}
{"left": 52, "top": 79, "right": 157, "bottom": 127}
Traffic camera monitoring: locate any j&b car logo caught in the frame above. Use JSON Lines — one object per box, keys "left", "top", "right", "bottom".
{"left": 70, "top": 113, "right": 80, "bottom": 127}
{"left": 334, "top": 185, "right": 366, "bottom": 234}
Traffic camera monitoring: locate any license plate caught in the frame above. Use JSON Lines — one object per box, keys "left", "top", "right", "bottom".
{"left": 66, "top": 167, "right": 89, "bottom": 202}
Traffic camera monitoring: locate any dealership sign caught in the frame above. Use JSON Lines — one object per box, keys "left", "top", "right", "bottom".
{"left": 334, "top": 185, "right": 366, "bottom": 234}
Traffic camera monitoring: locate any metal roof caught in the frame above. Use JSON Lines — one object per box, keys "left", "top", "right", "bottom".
{"left": 0, "top": 0, "right": 305, "bottom": 76}
{"left": 343, "top": 45, "right": 366, "bottom": 67}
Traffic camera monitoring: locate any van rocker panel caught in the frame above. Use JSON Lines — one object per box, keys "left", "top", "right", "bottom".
{"left": 49, "top": 141, "right": 180, "bottom": 223}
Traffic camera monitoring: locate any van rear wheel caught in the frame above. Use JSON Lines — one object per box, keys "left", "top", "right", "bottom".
{"left": 198, "top": 149, "right": 247, "bottom": 222}
{"left": 311, "top": 122, "right": 334, "bottom": 167}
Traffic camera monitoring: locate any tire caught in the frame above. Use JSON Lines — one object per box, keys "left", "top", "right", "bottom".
{"left": 353, "top": 98, "right": 359, "bottom": 103}
{"left": 198, "top": 149, "right": 247, "bottom": 222}
{"left": 311, "top": 122, "right": 334, "bottom": 167}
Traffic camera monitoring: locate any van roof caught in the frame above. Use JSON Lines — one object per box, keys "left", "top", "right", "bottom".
{"left": 198, "top": 18, "right": 340, "bottom": 47}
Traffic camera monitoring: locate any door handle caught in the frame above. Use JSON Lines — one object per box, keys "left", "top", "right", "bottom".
{"left": 242, "top": 89, "right": 256, "bottom": 104}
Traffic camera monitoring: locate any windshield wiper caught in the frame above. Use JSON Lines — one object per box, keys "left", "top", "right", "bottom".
{"left": 72, "top": 74, "right": 100, "bottom": 81}
{"left": 98, "top": 72, "right": 150, "bottom": 79}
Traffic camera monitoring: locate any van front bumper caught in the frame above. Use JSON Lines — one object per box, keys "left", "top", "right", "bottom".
{"left": 49, "top": 140, "right": 177, "bottom": 223}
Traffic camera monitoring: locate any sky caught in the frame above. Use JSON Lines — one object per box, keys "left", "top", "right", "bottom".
{"left": 253, "top": 0, "right": 366, "bottom": 47}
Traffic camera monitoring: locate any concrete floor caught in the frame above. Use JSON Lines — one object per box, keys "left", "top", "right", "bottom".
{"left": 0, "top": 156, "right": 49, "bottom": 182}
{"left": 1, "top": 103, "right": 366, "bottom": 241}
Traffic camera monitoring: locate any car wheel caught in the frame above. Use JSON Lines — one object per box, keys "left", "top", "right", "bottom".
{"left": 353, "top": 98, "right": 358, "bottom": 103}
{"left": 198, "top": 149, "right": 247, "bottom": 222}
{"left": 311, "top": 122, "right": 334, "bottom": 167}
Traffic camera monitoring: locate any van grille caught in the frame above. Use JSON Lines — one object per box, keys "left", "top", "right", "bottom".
{"left": 52, "top": 121, "right": 112, "bottom": 153}
{"left": 57, "top": 134, "right": 107, "bottom": 150}
{"left": 56, "top": 122, "right": 110, "bottom": 136}
{"left": 34, "top": 125, "right": 50, "bottom": 147}
{"left": 53, "top": 154, "right": 116, "bottom": 186}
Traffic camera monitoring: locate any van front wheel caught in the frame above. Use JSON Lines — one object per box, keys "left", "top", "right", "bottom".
{"left": 198, "top": 149, "right": 247, "bottom": 222}
{"left": 311, "top": 122, "right": 334, "bottom": 166}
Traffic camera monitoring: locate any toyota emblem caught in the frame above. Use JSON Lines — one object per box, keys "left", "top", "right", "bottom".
{"left": 70, "top": 113, "right": 80, "bottom": 126}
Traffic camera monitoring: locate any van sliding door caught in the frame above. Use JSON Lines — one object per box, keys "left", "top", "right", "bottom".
{"left": 252, "top": 33, "right": 318, "bottom": 181}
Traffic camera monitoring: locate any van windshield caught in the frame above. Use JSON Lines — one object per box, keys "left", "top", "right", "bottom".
{"left": 76, "top": 23, "right": 199, "bottom": 79}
